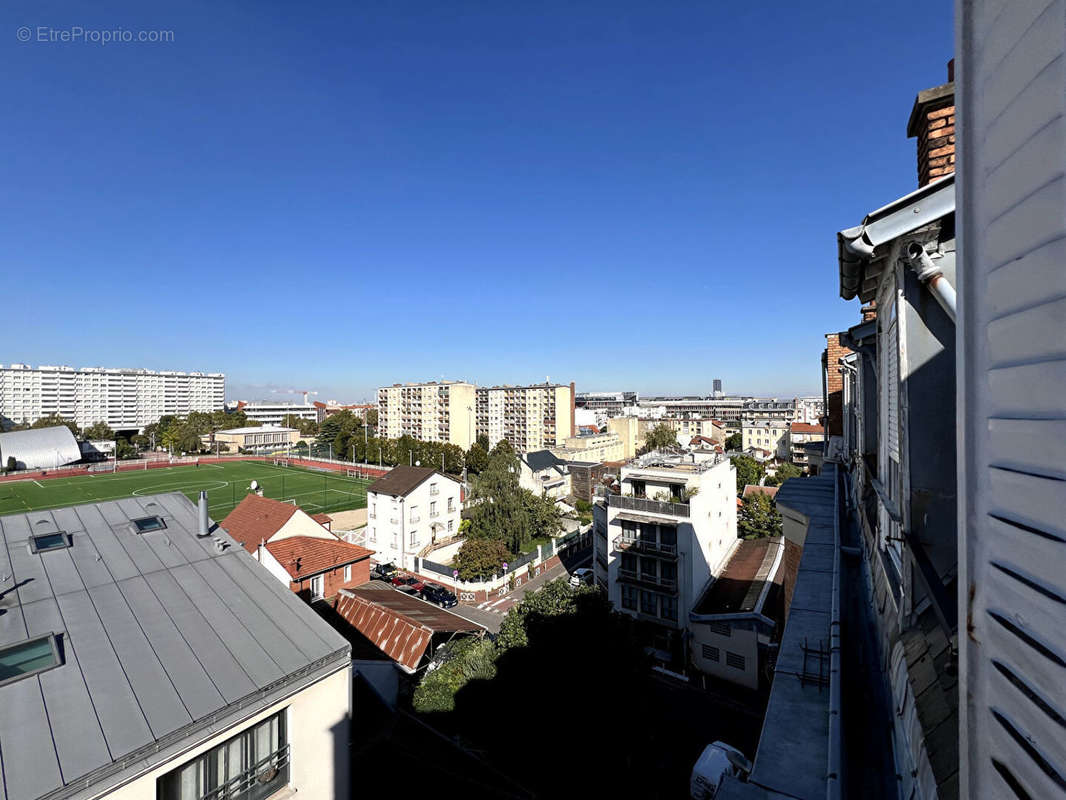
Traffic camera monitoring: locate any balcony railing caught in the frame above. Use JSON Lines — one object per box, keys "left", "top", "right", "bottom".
{"left": 430, "top": 510, "right": 440, "bottom": 518}
{"left": 430, "top": 487, "right": 440, "bottom": 496}
{"left": 410, "top": 515, "right": 421, "bottom": 523}
{"left": 200, "top": 744, "right": 290, "bottom": 800}
{"left": 613, "top": 535, "right": 678, "bottom": 558}
{"left": 618, "top": 568, "right": 678, "bottom": 592}
{"left": 608, "top": 494, "right": 690, "bottom": 518}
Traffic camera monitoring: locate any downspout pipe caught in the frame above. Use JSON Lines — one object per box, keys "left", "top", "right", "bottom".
{"left": 906, "top": 242, "right": 957, "bottom": 323}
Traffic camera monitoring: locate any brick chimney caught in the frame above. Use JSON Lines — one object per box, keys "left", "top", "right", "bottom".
{"left": 824, "top": 332, "right": 854, "bottom": 436}
{"left": 907, "top": 60, "right": 955, "bottom": 186}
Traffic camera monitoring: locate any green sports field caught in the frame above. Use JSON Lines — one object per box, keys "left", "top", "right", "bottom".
{"left": 0, "top": 461, "right": 371, "bottom": 520}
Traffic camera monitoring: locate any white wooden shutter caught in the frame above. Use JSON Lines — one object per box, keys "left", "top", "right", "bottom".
{"left": 958, "top": 3, "right": 1066, "bottom": 797}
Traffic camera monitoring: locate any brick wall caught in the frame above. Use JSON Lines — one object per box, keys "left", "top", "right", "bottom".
{"left": 293, "top": 557, "right": 370, "bottom": 601}
{"left": 825, "top": 332, "right": 854, "bottom": 436}
{"left": 569, "top": 462, "right": 607, "bottom": 502}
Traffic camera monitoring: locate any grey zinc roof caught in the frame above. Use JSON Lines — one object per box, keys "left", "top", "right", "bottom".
{"left": 721, "top": 467, "right": 839, "bottom": 800}
{"left": 0, "top": 426, "right": 82, "bottom": 472}
{"left": 522, "top": 450, "right": 564, "bottom": 473}
{"left": 0, "top": 492, "right": 350, "bottom": 800}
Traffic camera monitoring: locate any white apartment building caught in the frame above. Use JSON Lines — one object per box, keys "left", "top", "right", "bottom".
{"left": 239, "top": 401, "right": 319, "bottom": 426}
{"left": 377, "top": 381, "right": 476, "bottom": 449}
{"left": 795, "top": 396, "right": 824, "bottom": 425}
{"left": 0, "top": 363, "right": 224, "bottom": 430}
{"left": 592, "top": 451, "right": 737, "bottom": 660}
{"left": 574, "top": 391, "right": 639, "bottom": 416}
{"left": 476, "top": 382, "right": 573, "bottom": 453}
{"left": 365, "top": 466, "right": 463, "bottom": 571}
{"left": 741, "top": 419, "right": 790, "bottom": 459}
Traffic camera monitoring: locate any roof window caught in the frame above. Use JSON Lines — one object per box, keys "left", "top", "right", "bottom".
{"left": 29, "top": 532, "right": 72, "bottom": 554}
{"left": 0, "top": 633, "right": 62, "bottom": 687}
{"left": 131, "top": 516, "right": 166, "bottom": 533}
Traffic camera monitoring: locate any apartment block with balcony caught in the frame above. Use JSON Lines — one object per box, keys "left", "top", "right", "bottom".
{"left": 376, "top": 381, "right": 476, "bottom": 449}
{"left": 592, "top": 450, "right": 737, "bottom": 663}
{"left": 475, "top": 382, "right": 574, "bottom": 453}
{"left": 788, "top": 422, "right": 825, "bottom": 470}
{"left": 365, "top": 466, "right": 463, "bottom": 571}
{"left": 0, "top": 364, "right": 224, "bottom": 431}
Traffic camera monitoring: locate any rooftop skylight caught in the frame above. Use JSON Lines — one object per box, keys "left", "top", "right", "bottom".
{"left": 0, "top": 633, "right": 62, "bottom": 687}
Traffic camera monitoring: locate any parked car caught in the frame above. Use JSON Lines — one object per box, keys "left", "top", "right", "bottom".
{"left": 374, "top": 562, "right": 398, "bottom": 581}
{"left": 421, "top": 583, "right": 458, "bottom": 608}
{"left": 392, "top": 574, "right": 425, "bottom": 592}
{"left": 569, "top": 567, "right": 593, "bottom": 587}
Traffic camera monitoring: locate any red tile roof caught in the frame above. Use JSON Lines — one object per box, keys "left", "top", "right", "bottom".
{"left": 266, "top": 536, "right": 373, "bottom": 580}
{"left": 312, "top": 512, "right": 332, "bottom": 529}
{"left": 222, "top": 494, "right": 299, "bottom": 554}
{"left": 333, "top": 587, "right": 483, "bottom": 671}
{"left": 743, "top": 484, "right": 779, "bottom": 499}
{"left": 689, "top": 435, "right": 716, "bottom": 445}
{"left": 790, "top": 422, "right": 825, "bottom": 434}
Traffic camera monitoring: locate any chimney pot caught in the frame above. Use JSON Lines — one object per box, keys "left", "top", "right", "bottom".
{"left": 197, "top": 491, "right": 210, "bottom": 537}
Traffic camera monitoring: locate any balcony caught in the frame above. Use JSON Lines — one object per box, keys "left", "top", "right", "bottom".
{"left": 430, "top": 487, "right": 440, "bottom": 496}
{"left": 613, "top": 535, "right": 678, "bottom": 559}
{"left": 618, "top": 568, "right": 678, "bottom": 593}
{"left": 608, "top": 494, "right": 690, "bottom": 518}
{"left": 430, "top": 510, "right": 440, "bottom": 518}
{"left": 410, "top": 515, "right": 421, "bottom": 524}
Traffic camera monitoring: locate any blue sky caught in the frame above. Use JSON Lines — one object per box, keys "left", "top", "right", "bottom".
{"left": 3, "top": 1, "right": 952, "bottom": 402}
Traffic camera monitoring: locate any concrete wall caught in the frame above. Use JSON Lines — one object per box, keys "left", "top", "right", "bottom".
{"left": 690, "top": 622, "right": 759, "bottom": 689}
{"left": 101, "top": 664, "right": 351, "bottom": 800}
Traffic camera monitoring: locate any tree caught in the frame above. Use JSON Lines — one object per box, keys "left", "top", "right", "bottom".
{"left": 81, "top": 421, "right": 115, "bottom": 441}
{"left": 497, "top": 578, "right": 599, "bottom": 650}
{"left": 468, "top": 444, "right": 532, "bottom": 553}
{"left": 115, "top": 438, "right": 138, "bottom": 460}
{"left": 731, "top": 454, "right": 765, "bottom": 494}
{"left": 31, "top": 414, "right": 79, "bottom": 437}
{"left": 364, "top": 408, "right": 378, "bottom": 428}
{"left": 281, "top": 414, "right": 319, "bottom": 437}
{"left": 765, "top": 462, "right": 803, "bottom": 487}
{"left": 523, "top": 490, "right": 563, "bottom": 540}
{"left": 453, "top": 538, "right": 510, "bottom": 581}
{"left": 725, "top": 432, "right": 743, "bottom": 451}
{"left": 639, "top": 423, "right": 677, "bottom": 454}
{"left": 174, "top": 425, "right": 203, "bottom": 455}
{"left": 465, "top": 441, "right": 489, "bottom": 474}
{"left": 738, "top": 493, "right": 782, "bottom": 539}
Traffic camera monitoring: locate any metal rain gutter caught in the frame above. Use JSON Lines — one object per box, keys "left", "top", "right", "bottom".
{"left": 906, "top": 241, "right": 957, "bottom": 323}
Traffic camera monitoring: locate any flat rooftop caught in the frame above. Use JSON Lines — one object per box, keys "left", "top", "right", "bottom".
{"left": 720, "top": 466, "right": 838, "bottom": 800}
{"left": 0, "top": 492, "right": 350, "bottom": 800}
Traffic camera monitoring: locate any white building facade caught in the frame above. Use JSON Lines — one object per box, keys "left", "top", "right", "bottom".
{"left": 475, "top": 383, "right": 573, "bottom": 453}
{"left": 377, "top": 381, "right": 477, "bottom": 449}
{"left": 0, "top": 363, "right": 224, "bottom": 430}
{"left": 239, "top": 401, "right": 319, "bottom": 426}
{"left": 592, "top": 451, "right": 737, "bottom": 660}
{"left": 366, "top": 466, "right": 463, "bottom": 571}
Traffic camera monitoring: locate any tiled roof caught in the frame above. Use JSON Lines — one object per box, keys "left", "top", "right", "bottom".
{"left": 743, "top": 485, "right": 779, "bottom": 499}
{"left": 266, "top": 536, "right": 373, "bottom": 580}
{"left": 333, "top": 587, "right": 483, "bottom": 671}
{"left": 311, "top": 512, "right": 331, "bottom": 527}
{"left": 222, "top": 494, "right": 299, "bottom": 554}
{"left": 366, "top": 465, "right": 440, "bottom": 497}
{"left": 790, "top": 422, "right": 825, "bottom": 434}
{"left": 694, "top": 537, "right": 785, "bottom": 616}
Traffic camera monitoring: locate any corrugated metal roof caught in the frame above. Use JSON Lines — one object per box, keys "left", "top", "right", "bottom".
{"left": 333, "top": 587, "right": 483, "bottom": 672}
{"left": 0, "top": 426, "right": 81, "bottom": 471}
{"left": 0, "top": 492, "right": 350, "bottom": 800}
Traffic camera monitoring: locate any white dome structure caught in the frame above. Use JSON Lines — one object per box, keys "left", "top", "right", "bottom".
{"left": 0, "top": 425, "right": 81, "bottom": 471}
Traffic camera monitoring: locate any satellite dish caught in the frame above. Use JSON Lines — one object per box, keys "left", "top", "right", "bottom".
{"left": 415, "top": 460, "right": 421, "bottom": 467}
{"left": 250, "top": 480, "right": 260, "bottom": 491}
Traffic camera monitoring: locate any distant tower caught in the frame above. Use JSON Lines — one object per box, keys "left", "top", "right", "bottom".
{"left": 713, "top": 379, "right": 723, "bottom": 398}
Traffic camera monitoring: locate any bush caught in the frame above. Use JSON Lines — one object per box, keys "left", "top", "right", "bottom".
{"left": 413, "top": 637, "right": 498, "bottom": 713}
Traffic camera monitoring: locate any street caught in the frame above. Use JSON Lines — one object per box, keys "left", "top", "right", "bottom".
{"left": 449, "top": 553, "right": 590, "bottom": 634}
